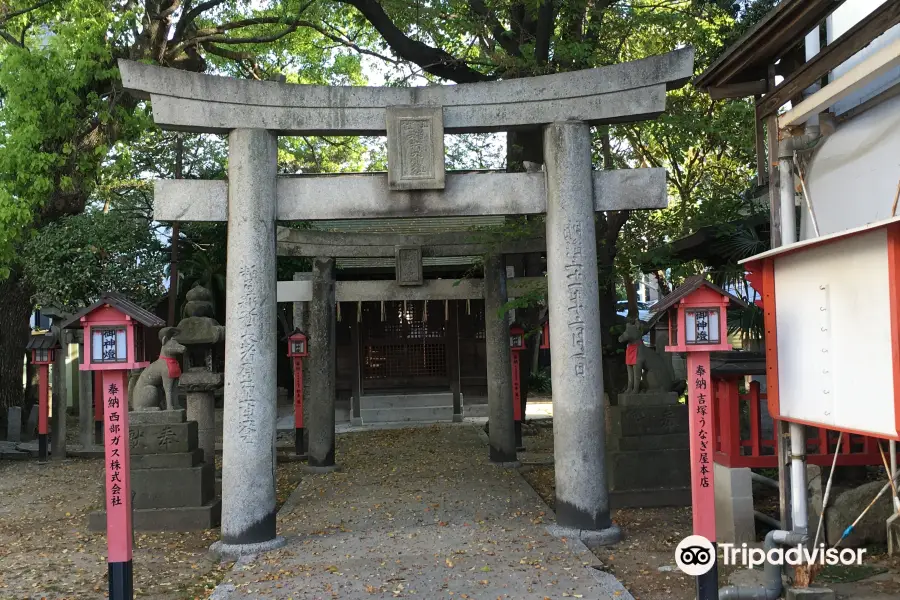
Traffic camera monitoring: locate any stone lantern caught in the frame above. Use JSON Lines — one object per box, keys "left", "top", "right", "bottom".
{"left": 175, "top": 284, "right": 225, "bottom": 466}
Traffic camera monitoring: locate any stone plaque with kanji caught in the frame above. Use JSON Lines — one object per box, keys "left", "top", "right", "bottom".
{"left": 386, "top": 106, "right": 445, "bottom": 190}
{"left": 396, "top": 246, "right": 423, "bottom": 286}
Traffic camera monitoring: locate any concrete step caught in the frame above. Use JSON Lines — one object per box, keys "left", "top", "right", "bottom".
{"left": 360, "top": 393, "right": 455, "bottom": 409}
{"left": 360, "top": 406, "right": 454, "bottom": 423}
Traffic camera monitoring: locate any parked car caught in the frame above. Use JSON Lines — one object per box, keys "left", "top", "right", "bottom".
{"left": 616, "top": 300, "right": 653, "bottom": 323}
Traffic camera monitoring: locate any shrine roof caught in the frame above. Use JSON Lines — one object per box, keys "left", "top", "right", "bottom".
{"left": 60, "top": 292, "right": 166, "bottom": 330}
{"left": 650, "top": 274, "right": 748, "bottom": 317}
{"left": 25, "top": 331, "right": 59, "bottom": 350}
{"left": 694, "top": 0, "right": 841, "bottom": 90}
{"left": 740, "top": 214, "right": 900, "bottom": 265}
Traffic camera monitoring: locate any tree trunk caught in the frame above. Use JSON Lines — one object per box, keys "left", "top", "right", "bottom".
{"left": 625, "top": 276, "right": 639, "bottom": 320}
{"left": 0, "top": 274, "right": 33, "bottom": 411}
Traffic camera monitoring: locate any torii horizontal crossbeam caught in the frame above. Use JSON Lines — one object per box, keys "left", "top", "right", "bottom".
{"left": 118, "top": 49, "right": 693, "bottom": 135}
{"left": 276, "top": 228, "right": 546, "bottom": 258}
{"left": 154, "top": 169, "right": 667, "bottom": 222}
{"left": 276, "top": 277, "right": 547, "bottom": 303}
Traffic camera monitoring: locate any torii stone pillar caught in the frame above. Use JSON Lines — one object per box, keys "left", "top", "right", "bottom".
{"left": 214, "top": 129, "right": 284, "bottom": 556}
{"left": 545, "top": 121, "right": 620, "bottom": 546}
{"left": 305, "top": 257, "right": 339, "bottom": 473}
{"left": 483, "top": 253, "right": 518, "bottom": 466}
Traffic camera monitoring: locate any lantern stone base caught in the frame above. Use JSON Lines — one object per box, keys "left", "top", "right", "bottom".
{"left": 606, "top": 399, "right": 691, "bottom": 509}
{"left": 89, "top": 501, "right": 221, "bottom": 532}
{"left": 87, "top": 410, "right": 220, "bottom": 532}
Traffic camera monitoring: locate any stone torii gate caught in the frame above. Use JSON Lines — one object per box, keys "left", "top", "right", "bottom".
{"left": 118, "top": 47, "right": 693, "bottom": 555}
{"left": 275, "top": 227, "right": 552, "bottom": 434}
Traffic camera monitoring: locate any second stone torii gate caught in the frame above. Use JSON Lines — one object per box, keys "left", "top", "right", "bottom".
{"left": 118, "top": 47, "right": 694, "bottom": 555}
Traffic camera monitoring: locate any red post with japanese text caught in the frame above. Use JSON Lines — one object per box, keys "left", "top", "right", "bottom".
{"left": 686, "top": 352, "right": 715, "bottom": 540}
{"left": 103, "top": 370, "right": 133, "bottom": 594}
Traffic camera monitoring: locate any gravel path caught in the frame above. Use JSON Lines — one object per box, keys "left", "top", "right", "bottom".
{"left": 214, "top": 423, "right": 632, "bottom": 599}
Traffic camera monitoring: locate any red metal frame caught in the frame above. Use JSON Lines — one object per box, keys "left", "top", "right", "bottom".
{"left": 712, "top": 377, "right": 883, "bottom": 469}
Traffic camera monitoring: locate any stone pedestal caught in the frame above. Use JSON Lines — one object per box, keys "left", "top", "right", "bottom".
{"left": 6, "top": 407, "right": 21, "bottom": 442}
{"left": 88, "top": 410, "right": 220, "bottom": 531}
{"left": 25, "top": 405, "right": 38, "bottom": 442}
{"left": 180, "top": 371, "right": 223, "bottom": 465}
{"left": 606, "top": 393, "right": 691, "bottom": 509}
{"left": 715, "top": 462, "right": 755, "bottom": 543}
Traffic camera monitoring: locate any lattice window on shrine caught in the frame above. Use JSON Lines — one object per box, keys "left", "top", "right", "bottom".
{"left": 91, "top": 327, "right": 128, "bottom": 363}
{"left": 685, "top": 308, "right": 720, "bottom": 345}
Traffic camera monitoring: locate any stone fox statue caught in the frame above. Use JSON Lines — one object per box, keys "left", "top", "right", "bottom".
{"left": 618, "top": 320, "right": 682, "bottom": 394}
{"left": 132, "top": 327, "right": 186, "bottom": 411}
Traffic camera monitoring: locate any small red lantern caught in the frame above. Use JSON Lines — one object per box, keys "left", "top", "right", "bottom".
{"left": 509, "top": 324, "right": 525, "bottom": 351}
{"left": 288, "top": 330, "right": 308, "bottom": 358}
{"left": 29, "top": 334, "right": 58, "bottom": 365}
{"left": 62, "top": 293, "right": 162, "bottom": 371}
{"left": 287, "top": 330, "right": 308, "bottom": 456}
{"left": 540, "top": 320, "right": 550, "bottom": 350}
{"left": 26, "top": 331, "right": 61, "bottom": 462}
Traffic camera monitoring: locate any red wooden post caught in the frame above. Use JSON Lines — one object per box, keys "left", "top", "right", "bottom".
{"left": 511, "top": 350, "right": 523, "bottom": 449}
{"left": 101, "top": 370, "right": 133, "bottom": 594}
{"left": 287, "top": 330, "right": 309, "bottom": 457}
{"left": 818, "top": 428, "right": 829, "bottom": 456}
{"left": 659, "top": 278, "right": 735, "bottom": 599}
{"left": 749, "top": 381, "right": 761, "bottom": 458}
{"left": 38, "top": 365, "right": 49, "bottom": 462}
{"left": 687, "top": 352, "right": 716, "bottom": 541}
{"left": 293, "top": 356, "right": 305, "bottom": 456}
{"left": 61, "top": 292, "right": 164, "bottom": 600}
{"left": 509, "top": 324, "right": 525, "bottom": 451}
{"left": 715, "top": 378, "right": 739, "bottom": 465}
{"left": 94, "top": 371, "right": 104, "bottom": 445}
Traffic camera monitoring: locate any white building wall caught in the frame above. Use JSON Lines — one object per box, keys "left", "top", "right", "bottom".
{"left": 798, "top": 0, "right": 900, "bottom": 240}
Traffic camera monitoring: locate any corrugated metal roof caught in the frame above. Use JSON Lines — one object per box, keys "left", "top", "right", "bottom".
{"left": 337, "top": 256, "right": 478, "bottom": 269}
{"left": 313, "top": 216, "right": 505, "bottom": 234}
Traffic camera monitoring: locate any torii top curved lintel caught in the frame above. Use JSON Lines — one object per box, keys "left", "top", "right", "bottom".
{"left": 118, "top": 48, "right": 693, "bottom": 136}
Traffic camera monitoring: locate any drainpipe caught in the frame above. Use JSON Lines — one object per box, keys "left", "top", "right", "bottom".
{"left": 779, "top": 136, "right": 810, "bottom": 544}
{"left": 718, "top": 530, "right": 807, "bottom": 600}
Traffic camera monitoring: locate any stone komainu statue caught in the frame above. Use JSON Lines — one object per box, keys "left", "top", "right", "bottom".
{"left": 131, "top": 327, "right": 186, "bottom": 411}
{"left": 618, "top": 320, "right": 683, "bottom": 394}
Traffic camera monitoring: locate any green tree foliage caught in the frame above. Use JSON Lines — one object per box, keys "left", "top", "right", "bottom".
{"left": 21, "top": 206, "right": 168, "bottom": 310}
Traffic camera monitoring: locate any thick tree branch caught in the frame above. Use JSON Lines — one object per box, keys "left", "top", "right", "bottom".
{"left": 172, "top": 0, "right": 226, "bottom": 42}
{"left": 0, "top": 29, "right": 22, "bottom": 47}
{"left": 0, "top": 0, "right": 56, "bottom": 24}
{"left": 336, "top": 0, "right": 490, "bottom": 83}
{"left": 469, "top": 0, "right": 521, "bottom": 58}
